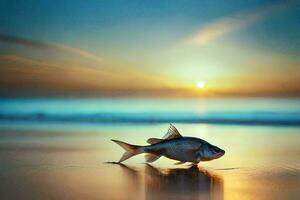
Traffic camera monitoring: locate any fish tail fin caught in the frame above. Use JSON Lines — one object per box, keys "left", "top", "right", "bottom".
{"left": 111, "top": 139, "right": 143, "bottom": 163}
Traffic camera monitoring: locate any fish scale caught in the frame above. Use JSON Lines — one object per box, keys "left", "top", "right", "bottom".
{"left": 147, "top": 137, "right": 202, "bottom": 162}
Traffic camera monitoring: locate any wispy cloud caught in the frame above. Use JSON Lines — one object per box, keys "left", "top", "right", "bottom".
{"left": 0, "top": 54, "right": 56, "bottom": 68}
{"left": 0, "top": 34, "right": 103, "bottom": 63}
{"left": 0, "top": 53, "right": 175, "bottom": 96}
{"left": 185, "top": 2, "right": 292, "bottom": 45}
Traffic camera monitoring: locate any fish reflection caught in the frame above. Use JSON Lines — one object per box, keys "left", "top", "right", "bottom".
{"left": 106, "top": 162, "right": 141, "bottom": 199}
{"left": 144, "top": 164, "right": 223, "bottom": 200}
{"left": 117, "top": 163, "right": 140, "bottom": 186}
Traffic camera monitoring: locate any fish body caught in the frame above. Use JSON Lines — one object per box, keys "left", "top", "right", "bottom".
{"left": 112, "top": 124, "right": 225, "bottom": 164}
{"left": 144, "top": 137, "right": 216, "bottom": 163}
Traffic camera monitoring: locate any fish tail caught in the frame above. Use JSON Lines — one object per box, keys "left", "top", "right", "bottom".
{"left": 111, "top": 139, "right": 143, "bottom": 163}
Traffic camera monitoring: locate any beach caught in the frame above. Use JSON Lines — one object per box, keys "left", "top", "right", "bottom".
{"left": 0, "top": 115, "right": 300, "bottom": 199}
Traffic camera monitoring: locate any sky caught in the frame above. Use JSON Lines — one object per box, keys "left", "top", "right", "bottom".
{"left": 0, "top": 0, "right": 299, "bottom": 97}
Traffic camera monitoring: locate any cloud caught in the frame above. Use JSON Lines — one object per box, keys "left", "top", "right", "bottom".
{"left": 0, "top": 34, "right": 103, "bottom": 63}
{"left": 185, "top": 2, "right": 292, "bottom": 45}
{"left": 0, "top": 54, "right": 56, "bottom": 68}
{"left": 0, "top": 53, "right": 174, "bottom": 95}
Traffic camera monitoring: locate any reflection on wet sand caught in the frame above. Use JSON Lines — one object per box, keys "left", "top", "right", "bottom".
{"left": 2, "top": 124, "right": 300, "bottom": 200}
{"left": 118, "top": 163, "right": 141, "bottom": 200}
{"left": 111, "top": 162, "right": 224, "bottom": 200}
{"left": 144, "top": 164, "right": 223, "bottom": 200}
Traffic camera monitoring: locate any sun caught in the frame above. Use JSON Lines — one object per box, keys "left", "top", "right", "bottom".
{"left": 196, "top": 81, "right": 206, "bottom": 89}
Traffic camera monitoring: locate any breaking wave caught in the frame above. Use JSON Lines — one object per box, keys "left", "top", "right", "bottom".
{"left": 1, "top": 111, "right": 300, "bottom": 126}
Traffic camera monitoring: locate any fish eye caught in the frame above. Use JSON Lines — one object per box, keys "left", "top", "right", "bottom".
{"left": 213, "top": 147, "right": 219, "bottom": 153}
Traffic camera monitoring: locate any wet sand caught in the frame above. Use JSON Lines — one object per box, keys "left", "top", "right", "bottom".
{"left": 0, "top": 123, "right": 300, "bottom": 200}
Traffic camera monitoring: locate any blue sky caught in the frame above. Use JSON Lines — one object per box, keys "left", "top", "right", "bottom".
{"left": 0, "top": 0, "right": 299, "bottom": 96}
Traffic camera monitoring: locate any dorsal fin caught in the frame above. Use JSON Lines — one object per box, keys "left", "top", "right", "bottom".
{"left": 146, "top": 124, "right": 182, "bottom": 145}
{"left": 162, "top": 124, "right": 182, "bottom": 140}
{"left": 147, "top": 138, "right": 163, "bottom": 144}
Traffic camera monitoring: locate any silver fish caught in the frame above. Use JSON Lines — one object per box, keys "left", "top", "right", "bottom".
{"left": 112, "top": 124, "right": 225, "bottom": 164}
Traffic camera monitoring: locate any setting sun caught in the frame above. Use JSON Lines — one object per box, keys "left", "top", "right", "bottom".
{"left": 196, "top": 81, "right": 206, "bottom": 89}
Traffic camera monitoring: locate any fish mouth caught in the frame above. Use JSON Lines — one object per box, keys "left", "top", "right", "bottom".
{"left": 214, "top": 150, "right": 225, "bottom": 159}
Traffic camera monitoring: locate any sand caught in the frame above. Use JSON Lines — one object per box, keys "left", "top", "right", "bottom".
{"left": 0, "top": 123, "right": 299, "bottom": 200}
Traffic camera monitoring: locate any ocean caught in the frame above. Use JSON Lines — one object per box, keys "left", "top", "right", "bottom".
{"left": 1, "top": 97, "right": 300, "bottom": 125}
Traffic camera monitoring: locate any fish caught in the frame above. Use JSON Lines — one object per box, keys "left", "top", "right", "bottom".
{"left": 111, "top": 124, "right": 225, "bottom": 164}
